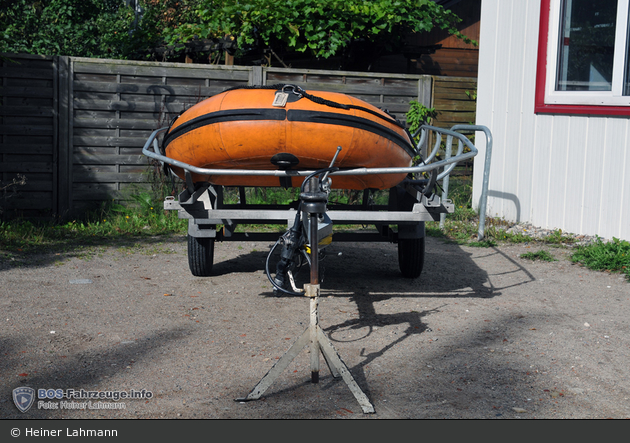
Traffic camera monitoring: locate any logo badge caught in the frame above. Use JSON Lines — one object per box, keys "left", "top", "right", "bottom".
{"left": 13, "top": 387, "right": 35, "bottom": 413}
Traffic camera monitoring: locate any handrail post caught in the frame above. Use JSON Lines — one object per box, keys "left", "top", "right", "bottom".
{"left": 451, "top": 125, "right": 493, "bottom": 241}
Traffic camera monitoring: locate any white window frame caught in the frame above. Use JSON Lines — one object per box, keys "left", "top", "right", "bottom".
{"left": 544, "top": 0, "right": 630, "bottom": 106}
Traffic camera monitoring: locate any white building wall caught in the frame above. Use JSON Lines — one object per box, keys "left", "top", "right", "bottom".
{"left": 473, "top": 0, "right": 630, "bottom": 241}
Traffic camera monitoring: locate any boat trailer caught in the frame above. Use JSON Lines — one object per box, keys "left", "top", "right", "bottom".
{"left": 143, "top": 123, "right": 492, "bottom": 414}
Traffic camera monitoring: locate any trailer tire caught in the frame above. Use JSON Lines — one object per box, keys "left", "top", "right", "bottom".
{"left": 187, "top": 235, "right": 214, "bottom": 276}
{"left": 398, "top": 237, "right": 425, "bottom": 279}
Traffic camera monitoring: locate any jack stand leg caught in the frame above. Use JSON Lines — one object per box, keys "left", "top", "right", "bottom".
{"left": 308, "top": 285, "right": 375, "bottom": 414}
{"left": 235, "top": 287, "right": 374, "bottom": 413}
{"left": 310, "top": 294, "right": 320, "bottom": 383}
{"left": 235, "top": 328, "right": 310, "bottom": 402}
{"left": 316, "top": 325, "right": 375, "bottom": 414}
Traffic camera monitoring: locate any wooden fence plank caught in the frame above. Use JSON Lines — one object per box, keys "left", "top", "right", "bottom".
{"left": 73, "top": 137, "right": 148, "bottom": 147}
{"left": 434, "top": 92, "right": 476, "bottom": 101}
{"left": 0, "top": 144, "right": 53, "bottom": 154}
{"left": 72, "top": 171, "right": 150, "bottom": 183}
{"left": 73, "top": 153, "right": 145, "bottom": 165}
{"left": 0, "top": 86, "right": 55, "bottom": 98}
{"left": 73, "top": 99, "right": 191, "bottom": 113}
{"left": 5, "top": 194, "right": 53, "bottom": 210}
{"left": 0, "top": 125, "right": 54, "bottom": 136}
{"left": 0, "top": 162, "right": 53, "bottom": 173}
{"left": 73, "top": 80, "right": 232, "bottom": 98}
{"left": 73, "top": 118, "right": 159, "bottom": 130}
{"left": 0, "top": 67, "right": 53, "bottom": 80}
{"left": 433, "top": 99, "right": 477, "bottom": 111}
{"left": 263, "top": 78, "right": 420, "bottom": 97}
{"left": 72, "top": 59, "right": 252, "bottom": 80}
{"left": 0, "top": 106, "right": 54, "bottom": 117}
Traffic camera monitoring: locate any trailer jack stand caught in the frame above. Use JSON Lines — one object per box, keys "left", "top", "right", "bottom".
{"left": 236, "top": 176, "right": 375, "bottom": 414}
{"left": 235, "top": 283, "right": 375, "bottom": 414}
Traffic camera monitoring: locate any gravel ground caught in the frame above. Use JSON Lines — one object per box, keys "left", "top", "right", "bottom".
{"left": 1, "top": 234, "right": 629, "bottom": 419}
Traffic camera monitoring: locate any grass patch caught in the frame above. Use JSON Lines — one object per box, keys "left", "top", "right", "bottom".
{"left": 520, "top": 250, "right": 557, "bottom": 262}
{"left": 571, "top": 237, "right": 630, "bottom": 280}
{"left": 0, "top": 192, "right": 187, "bottom": 254}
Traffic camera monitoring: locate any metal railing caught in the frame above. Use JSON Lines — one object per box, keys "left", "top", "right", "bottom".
{"left": 142, "top": 124, "right": 492, "bottom": 237}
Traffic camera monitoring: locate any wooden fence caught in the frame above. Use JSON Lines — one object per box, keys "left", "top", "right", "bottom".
{"left": 0, "top": 54, "right": 57, "bottom": 218}
{"left": 432, "top": 76, "right": 477, "bottom": 129}
{"left": 1, "top": 54, "right": 475, "bottom": 219}
{"left": 429, "top": 76, "right": 478, "bottom": 177}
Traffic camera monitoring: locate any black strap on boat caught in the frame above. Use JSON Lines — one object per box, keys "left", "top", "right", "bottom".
{"left": 222, "top": 84, "right": 409, "bottom": 131}
{"left": 228, "top": 84, "right": 418, "bottom": 155}
{"left": 298, "top": 87, "right": 408, "bottom": 130}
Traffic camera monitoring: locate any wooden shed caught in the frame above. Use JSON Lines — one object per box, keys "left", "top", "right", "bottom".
{"left": 406, "top": 0, "right": 481, "bottom": 78}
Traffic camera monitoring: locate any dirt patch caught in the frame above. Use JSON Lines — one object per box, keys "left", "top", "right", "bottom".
{"left": 1, "top": 236, "right": 629, "bottom": 419}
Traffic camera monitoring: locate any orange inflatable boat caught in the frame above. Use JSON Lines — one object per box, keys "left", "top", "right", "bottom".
{"left": 162, "top": 85, "right": 416, "bottom": 190}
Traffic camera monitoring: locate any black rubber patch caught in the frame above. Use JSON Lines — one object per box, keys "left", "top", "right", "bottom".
{"left": 271, "top": 152, "right": 300, "bottom": 169}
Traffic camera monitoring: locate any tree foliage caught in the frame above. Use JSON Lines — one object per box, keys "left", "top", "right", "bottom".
{"left": 0, "top": 0, "right": 210, "bottom": 60}
{"left": 1, "top": 0, "right": 473, "bottom": 66}
{"left": 165, "top": 0, "right": 473, "bottom": 62}
{"left": 0, "top": 0, "right": 134, "bottom": 58}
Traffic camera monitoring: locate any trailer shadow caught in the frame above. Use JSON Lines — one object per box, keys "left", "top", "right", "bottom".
{"left": 236, "top": 237, "right": 539, "bottom": 412}
{"left": 255, "top": 237, "right": 503, "bottom": 299}
{"left": 209, "top": 235, "right": 537, "bottom": 301}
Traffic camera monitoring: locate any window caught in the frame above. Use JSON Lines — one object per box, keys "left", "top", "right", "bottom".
{"left": 535, "top": 0, "right": 630, "bottom": 115}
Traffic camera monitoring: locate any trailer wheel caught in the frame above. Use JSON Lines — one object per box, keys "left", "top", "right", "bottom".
{"left": 187, "top": 235, "right": 214, "bottom": 276}
{"left": 398, "top": 237, "right": 425, "bottom": 278}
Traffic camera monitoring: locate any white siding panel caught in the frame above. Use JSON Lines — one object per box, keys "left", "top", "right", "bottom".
{"left": 475, "top": 0, "right": 630, "bottom": 240}
{"left": 599, "top": 118, "right": 629, "bottom": 239}
{"left": 530, "top": 115, "right": 554, "bottom": 226}
{"left": 475, "top": 0, "right": 543, "bottom": 222}
{"left": 504, "top": 1, "right": 530, "bottom": 223}
{"left": 474, "top": 0, "right": 498, "bottom": 216}
{"left": 562, "top": 118, "right": 589, "bottom": 234}
{"left": 580, "top": 119, "right": 607, "bottom": 235}
{"left": 516, "top": 3, "right": 542, "bottom": 225}
{"left": 493, "top": 0, "right": 515, "bottom": 220}
{"left": 546, "top": 115, "right": 572, "bottom": 229}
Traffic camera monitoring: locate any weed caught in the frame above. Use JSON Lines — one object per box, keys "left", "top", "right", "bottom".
{"left": 470, "top": 239, "right": 498, "bottom": 248}
{"left": 545, "top": 229, "right": 576, "bottom": 244}
{"left": 571, "top": 237, "right": 630, "bottom": 280}
{"left": 0, "top": 174, "right": 27, "bottom": 216}
{"left": 406, "top": 101, "right": 437, "bottom": 136}
{"left": 520, "top": 250, "right": 557, "bottom": 262}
